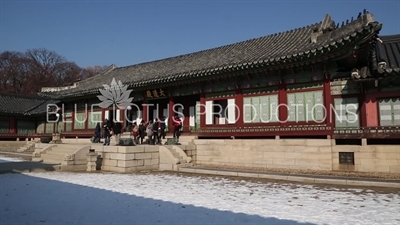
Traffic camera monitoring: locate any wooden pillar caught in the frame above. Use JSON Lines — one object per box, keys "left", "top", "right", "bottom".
{"left": 278, "top": 84, "right": 287, "bottom": 125}
{"left": 168, "top": 97, "right": 174, "bottom": 130}
{"left": 360, "top": 94, "right": 368, "bottom": 128}
{"left": 9, "top": 117, "right": 16, "bottom": 134}
{"left": 323, "top": 78, "right": 332, "bottom": 126}
{"left": 235, "top": 89, "right": 244, "bottom": 128}
{"left": 142, "top": 100, "right": 148, "bottom": 122}
{"left": 200, "top": 93, "right": 206, "bottom": 128}
{"left": 183, "top": 102, "right": 190, "bottom": 132}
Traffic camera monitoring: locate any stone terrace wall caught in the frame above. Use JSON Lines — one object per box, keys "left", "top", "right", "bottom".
{"left": 90, "top": 145, "right": 159, "bottom": 173}
{"left": 332, "top": 145, "right": 399, "bottom": 173}
{"left": 194, "top": 139, "right": 400, "bottom": 174}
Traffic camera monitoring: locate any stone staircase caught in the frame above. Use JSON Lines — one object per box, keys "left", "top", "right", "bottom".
{"left": 16, "top": 141, "right": 36, "bottom": 153}
{"left": 32, "top": 144, "right": 91, "bottom": 171}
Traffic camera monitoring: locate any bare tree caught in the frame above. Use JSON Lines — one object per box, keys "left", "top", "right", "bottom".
{"left": 0, "top": 51, "right": 32, "bottom": 94}
{"left": 0, "top": 48, "right": 107, "bottom": 96}
{"left": 81, "top": 65, "right": 109, "bottom": 79}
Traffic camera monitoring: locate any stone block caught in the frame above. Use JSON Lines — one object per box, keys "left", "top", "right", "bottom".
{"left": 258, "top": 174, "right": 288, "bottom": 181}
{"left": 237, "top": 172, "right": 259, "bottom": 178}
{"left": 262, "top": 140, "right": 281, "bottom": 146}
{"left": 103, "top": 153, "right": 112, "bottom": 159}
{"left": 356, "top": 164, "right": 390, "bottom": 173}
{"left": 159, "top": 163, "right": 173, "bottom": 171}
{"left": 272, "top": 159, "right": 295, "bottom": 166}
{"left": 151, "top": 153, "right": 159, "bottom": 159}
{"left": 118, "top": 146, "right": 145, "bottom": 153}
{"left": 151, "top": 158, "right": 159, "bottom": 165}
{"left": 224, "top": 140, "right": 243, "bottom": 146}
{"left": 144, "top": 159, "right": 152, "bottom": 166}
{"left": 110, "top": 153, "right": 131, "bottom": 160}
{"left": 389, "top": 165, "right": 400, "bottom": 173}
{"left": 202, "top": 150, "right": 221, "bottom": 157}
{"left": 117, "top": 159, "right": 144, "bottom": 168}
{"left": 286, "top": 176, "right": 316, "bottom": 183}
{"left": 144, "top": 146, "right": 159, "bottom": 153}
{"left": 295, "top": 159, "right": 318, "bottom": 166}
{"left": 245, "top": 140, "right": 264, "bottom": 146}
{"left": 195, "top": 144, "right": 211, "bottom": 151}
{"left": 318, "top": 147, "right": 332, "bottom": 153}
{"left": 194, "top": 169, "right": 218, "bottom": 175}
{"left": 307, "top": 153, "right": 331, "bottom": 160}
{"left": 185, "top": 145, "right": 197, "bottom": 150}
{"left": 281, "top": 139, "right": 306, "bottom": 146}
{"left": 103, "top": 146, "right": 119, "bottom": 153}
{"left": 103, "top": 159, "right": 118, "bottom": 167}
{"left": 386, "top": 153, "right": 400, "bottom": 160}
{"left": 135, "top": 165, "right": 155, "bottom": 171}
{"left": 305, "top": 139, "right": 332, "bottom": 147}
{"left": 313, "top": 178, "right": 347, "bottom": 186}
{"left": 284, "top": 152, "right": 307, "bottom": 159}
{"left": 102, "top": 165, "right": 127, "bottom": 173}
{"left": 135, "top": 153, "right": 152, "bottom": 159}
{"left": 375, "top": 146, "right": 400, "bottom": 153}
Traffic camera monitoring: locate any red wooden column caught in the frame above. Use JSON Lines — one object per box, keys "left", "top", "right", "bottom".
{"left": 360, "top": 93, "right": 368, "bottom": 128}
{"left": 183, "top": 102, "right": 190, "bottom": 132}
{"left": 323, "top": 78, "right": 332, "bottom": 126}
{"left": 278, "top": 84, "right": 287, "bottom": 126}
{"left": 9, "top": 117, "right": 16, "bottom": 134}
{"left": 235, "top": 89, "right": 244, "bottom": 128}
{"left": 200, "top": 93, "right": 206, "bottom": 129}
{"left": 142, "top": 100, "right": 148, "bottom": 122}
{"left": 168, "top": 97, "right": 174, "bottom": 130}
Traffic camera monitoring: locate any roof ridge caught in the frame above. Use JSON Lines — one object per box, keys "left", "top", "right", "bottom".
{"left": 0, "top": 92, "right": 46, "bottom": 100}
{"left": 75, "top": 64, "right": 117, "bottom": 84}
{"left": 116, "top": 22, "right": 321, "bottom": 71}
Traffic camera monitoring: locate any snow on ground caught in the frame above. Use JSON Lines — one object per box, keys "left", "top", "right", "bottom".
{"left": 0, "top": 155, "right": 26, "bottom": 163}
{"left": 0, "top": 157, "right": 399, "bottom": 225}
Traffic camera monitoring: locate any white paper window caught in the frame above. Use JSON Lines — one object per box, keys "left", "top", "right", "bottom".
{"left": 205, "top": 100, "right": 213, "bottom": 125}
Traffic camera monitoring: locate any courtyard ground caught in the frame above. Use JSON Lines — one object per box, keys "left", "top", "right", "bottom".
{"left": 0, "top": 156, "right": 399, "bottom": 225}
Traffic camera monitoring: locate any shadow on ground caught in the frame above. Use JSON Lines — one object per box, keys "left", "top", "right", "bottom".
{"left": 0, "top": 161, "right": 59, "bottom": 174}
{"left": 0, "top": 173, "right": 317, "bottom": 225}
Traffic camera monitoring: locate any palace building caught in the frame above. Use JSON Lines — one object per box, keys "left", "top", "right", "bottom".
{"left": 1, "top": 10, "right": 399, "bottom": 143}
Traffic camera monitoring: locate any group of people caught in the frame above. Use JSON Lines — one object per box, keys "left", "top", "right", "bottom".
{"left": 130, "top": 115, "right": 182, "bottom": 145}
{"left": 93, "top": 115, "right": 182, "bottom": 146}
{"left": 93, "top": 119, "right": 122, "bottom": 146}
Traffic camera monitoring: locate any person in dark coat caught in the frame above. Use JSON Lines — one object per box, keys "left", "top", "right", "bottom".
{"left": 138, "top": 120, "right": 146, "bottom": 144}
{"left": 94, "top": 122, "right": 101, "bottom": 143}
{"left": 158, "top": 116, "right": 166, "bottom": 140}
{"left": 172, "top": 115, "right": 182, "bottom": 140}
{"left": 152, "top": 118, "right": 160, "bottom": 145}
{"left": 113, "top": 121, "right": 122, "bottom": 146}
{"left": 103, "top": 119, "right": 112, "bottom": 146}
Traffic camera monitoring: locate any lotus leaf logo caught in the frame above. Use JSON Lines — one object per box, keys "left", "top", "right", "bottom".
{"left": 97, "top": 78, "right": 133, "bottom": 109}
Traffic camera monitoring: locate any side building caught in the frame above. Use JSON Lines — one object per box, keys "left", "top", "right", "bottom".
{"left": 0, "top": 93, "right": 58, "bottom": 140}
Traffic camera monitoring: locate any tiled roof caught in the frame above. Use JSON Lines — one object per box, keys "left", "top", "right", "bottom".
{"left": 40, "top": 12, "right": 382, "bottom": 99}
{"left": 0, "top": 93, "right": 57, "bottom": 115}
{"left": 375, "top": 34, "right": 400, "bottom": 75}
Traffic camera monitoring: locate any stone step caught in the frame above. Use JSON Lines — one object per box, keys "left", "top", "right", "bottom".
{"left": 51, "top": 148, "right": 81, "bottom": 153}
{"left": 40, "top": 158, "right": 62, "bottom": 165}
{"left": 177, "top": 163, "right": 193, "bottom": 169}
{"left": 41, "top": 153, "right": 66, "bottom": 162}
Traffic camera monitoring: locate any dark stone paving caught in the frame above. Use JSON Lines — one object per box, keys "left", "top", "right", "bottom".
{"left": 0, "top": 161, "right": 60, "bottom": 174}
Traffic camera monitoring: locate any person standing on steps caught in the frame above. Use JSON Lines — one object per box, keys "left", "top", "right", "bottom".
{"left": 158, "top": 116, "right": 166, "bottom": 141}
{"left": 172, "top": 114, "right": 182, "bottom": 141}
{"left": 103, "top": 119, "right": 112, "bottom": 146}
{"left": 138, "top": 120, "right": 146, "bottom": 144}
{"left": 152, "top": 118, "right": 160, "bottom": 145}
